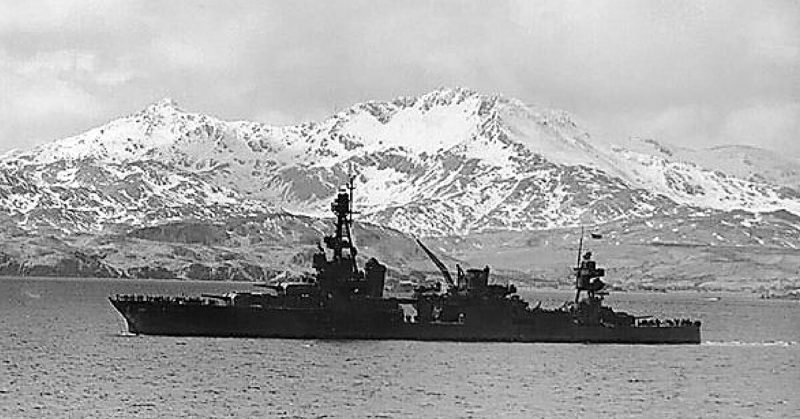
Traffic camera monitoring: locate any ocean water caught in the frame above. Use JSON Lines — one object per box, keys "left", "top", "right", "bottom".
{"left": 0, "top": 278, "right": 798, "bottom": 418}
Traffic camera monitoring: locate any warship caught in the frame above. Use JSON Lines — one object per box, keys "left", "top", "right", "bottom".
{"left": 110, "top": 178, "right": 701, "bottom": 344}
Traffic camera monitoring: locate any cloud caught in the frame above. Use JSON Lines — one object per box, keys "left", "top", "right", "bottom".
{"left": 582, "top": 100, "right": 800, "bottom": 157}
{"left": 0, "top": 49, "right": 106, "bottom": 150}
{"left": 12, "top": 80, "right": 100, "bottom": 120}
{"left": 720, "top": 103, "right": 800, "bottom": 151}
{"left": 0, "top": 71, "right": 103, "bottom": 150}
{"left": 9, "top": 50, "right": 134, "bottom": 87}
{"left": 253, "top": 107, "right": 330, "bottom": 126}
{"left": 15, "top": 50, "right": 95, "bottom": 76}
{"left": 0, "top": 0, "right": 798, "bottom": 156}
{"left": 632, "top": 105, "right": 720, "bottom": 146}
{"left": 0, "top": 0, "right": 135, "bottom": 33}
{"left": 745, "top": 9, "right": 800, "bottom": 65}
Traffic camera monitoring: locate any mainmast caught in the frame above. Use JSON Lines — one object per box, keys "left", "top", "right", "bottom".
{"left": 573, "top": 226, "right": 606, "bottom": 303}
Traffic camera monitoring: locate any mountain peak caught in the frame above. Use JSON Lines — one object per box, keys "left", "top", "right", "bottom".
{"left": 419, "top": 86, "right": 488, "bottom": 105}
{"left": 154, "top": 97, "right": 180, "bottom": 108}
{"left": 428, "top": 85, "right": 479, "bottom": 97}
{"left": 383, "top": 86, "right": 489, "bottom": 111}
{"left": 139, "top": 97, "right": 184, "bottom": 117}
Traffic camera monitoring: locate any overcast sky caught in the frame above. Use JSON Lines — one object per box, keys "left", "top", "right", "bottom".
{"left": 1, "top": 0, "right": 798, "bottom": 156}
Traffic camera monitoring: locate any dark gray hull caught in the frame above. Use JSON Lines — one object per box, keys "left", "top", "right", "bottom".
{"left": 110, "top": 298, "right": 701, "bottom": 344}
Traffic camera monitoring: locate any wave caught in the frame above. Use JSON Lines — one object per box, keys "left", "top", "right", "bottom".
{"left": 703, "top": 340, "right": 797, "bottom": 347}
{"left": 22, "top": 290, "right": 41, "bottom": 299}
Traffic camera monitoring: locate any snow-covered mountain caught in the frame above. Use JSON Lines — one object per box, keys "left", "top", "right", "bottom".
{"left": 0, "top": 159, "right": 277, "bottom": 234}
{"left": 619, "top": 139, "right": 800, "bottom": 191}
{"left": 2, "top": 87, "right": 799, "bottom": 238}
{"left": 3, "top": 87, "right": 800, "bottom": 286}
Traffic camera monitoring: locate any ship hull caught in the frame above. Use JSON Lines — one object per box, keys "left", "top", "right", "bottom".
{"left": 110, "top": 299, "right": 700, "bottom": 344}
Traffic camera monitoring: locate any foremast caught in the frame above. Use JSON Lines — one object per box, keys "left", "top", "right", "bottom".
{"left": 313, "top": 170, "right": 387, "bottom": 299}
{"left": 325, "top": 172, "right": 359, "bottom": 275}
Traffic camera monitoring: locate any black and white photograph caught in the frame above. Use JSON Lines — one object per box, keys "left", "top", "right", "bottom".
{"left": 1, "top": 0, "right": 798, "bottom": 417}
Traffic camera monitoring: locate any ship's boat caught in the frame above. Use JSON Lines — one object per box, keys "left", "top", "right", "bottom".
{"left": 110, "top": 177, "right": 701, "bottom": 344}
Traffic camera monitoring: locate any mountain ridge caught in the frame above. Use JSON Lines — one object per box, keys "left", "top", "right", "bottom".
{"left": 3, "top": 87, "right": 800, "bottom": 236}
{"left": 1, "top": 88, "right": 799, "bottom": 288}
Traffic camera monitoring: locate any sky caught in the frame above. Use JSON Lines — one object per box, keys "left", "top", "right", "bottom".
{"left": 1, "top": 0, "right": 798, "bottom": 156}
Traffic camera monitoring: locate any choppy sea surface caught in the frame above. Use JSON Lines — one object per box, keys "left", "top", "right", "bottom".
{"left": 0, "top": 277, "right": 798, "bottom": 418}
